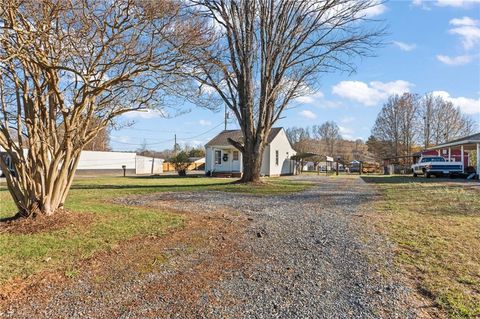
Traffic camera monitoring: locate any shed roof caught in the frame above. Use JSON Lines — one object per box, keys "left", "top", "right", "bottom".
{"left": 427, "top": 132, "right": 480, "bottom": 150}
{"left": 205, "top": 127, "right": 283, "bottom": 147}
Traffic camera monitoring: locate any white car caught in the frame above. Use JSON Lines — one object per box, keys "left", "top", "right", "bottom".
{"left": 412, "top": 156, "right": 463, "bottom": 178}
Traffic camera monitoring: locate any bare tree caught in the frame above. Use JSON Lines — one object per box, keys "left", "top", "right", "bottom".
{"left": 420, "top": 94, "right": 475, "bottom": 147}
{"left": 286, "top": 127, "right": 311, "bottom": 148}
{"left": 0, "top": 0, "right": 204, "bottom": 217}
{"left": 371, "top": 92, "right": 474, "bottom": 159}
{"left": 187, "top": 0, "right": 384, "bottom": 182}
{"left": 312, "top": 121, "right": 342, "bottom": 156}
{"left": 371, "top": 94, "right": 408, "bottom": 157}
{"left": 83, "top": 119, "right": 112, "bottom": 151}
{"left": 398, "top": 93, "right": 418, "bottom": 156}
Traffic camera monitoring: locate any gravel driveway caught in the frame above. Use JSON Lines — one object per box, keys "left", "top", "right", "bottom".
{"left": 2, "top": 176, "right": 421, "bottom": 318}
{"left": 121, "top": 175, "right": 418, "bottom": 318}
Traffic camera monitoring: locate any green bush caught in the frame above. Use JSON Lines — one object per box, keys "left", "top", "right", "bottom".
{"left": 170, "top": 151, "right": 191, "bottom": 176}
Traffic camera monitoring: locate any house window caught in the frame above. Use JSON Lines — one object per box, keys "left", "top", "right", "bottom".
{"left": 275, "top": 150, "right": 279, "bottom": 165}
{"left": 233, "top": 151, "right": 239, "bottom": 161}
{"left": 215, "top": 150, "right": 222, "bottom": 164}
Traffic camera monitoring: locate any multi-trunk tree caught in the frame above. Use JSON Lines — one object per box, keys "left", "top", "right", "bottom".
{"left": 188, "top": 0, "right": 383, "bottom": 182}
{"left": 0, "top": 0, "right": 205, "bottom": 217}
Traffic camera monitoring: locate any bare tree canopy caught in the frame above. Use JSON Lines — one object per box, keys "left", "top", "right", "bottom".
{"left": 420, "top": 93, "right": 476, "bottom": 148}
{"left": 312, "top": 121, "right": 342, "bottom": 155}
{"left": 369, "top": 92, "right": 475, "bottom": 159}
{"left": 187, "top": 0, "right": 384, "bottom": 182}
{"left": 0, "top": 0, "right": 205, "bottom": 217}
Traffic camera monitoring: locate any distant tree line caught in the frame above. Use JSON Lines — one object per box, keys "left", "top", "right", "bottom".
{"left": 367, "top": 93, "right": 475, "bottom": 160}
{"left": 286, "top": 121, "right": 375, "bottom": 165}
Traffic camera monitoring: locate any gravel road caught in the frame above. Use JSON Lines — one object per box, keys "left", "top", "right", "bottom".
{"left": 2, "top": 176, "right": 420, "bottom": 318}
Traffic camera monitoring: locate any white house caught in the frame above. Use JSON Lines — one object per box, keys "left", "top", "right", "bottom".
{"left": 205, "top": 127, "right": 296, "bottom": 177}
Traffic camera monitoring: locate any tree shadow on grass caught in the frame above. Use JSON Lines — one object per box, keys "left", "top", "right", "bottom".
{"left": 70, "top": 181, "right": 237, "bottom": 191}
{"left": 360, "top": 175, "right": 470, "bottom": 184}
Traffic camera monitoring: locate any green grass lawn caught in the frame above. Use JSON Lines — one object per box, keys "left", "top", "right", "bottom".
{"left": 0, "top": 175, "right": 310, "bottom": 284}
{"left": 363, "top": 176, "right": 480, "bottom": 319}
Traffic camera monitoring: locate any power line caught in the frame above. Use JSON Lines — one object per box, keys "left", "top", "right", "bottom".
{"left": 110, "top": 121, "right": 224, "bottom": 147}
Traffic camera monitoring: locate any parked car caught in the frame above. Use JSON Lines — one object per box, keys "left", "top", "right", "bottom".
{"left": 412, "top": 156, "right": 463, "bottom": 178}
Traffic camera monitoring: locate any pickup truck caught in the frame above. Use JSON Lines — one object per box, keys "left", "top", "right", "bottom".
{"left": 412, "top": 156, "right": 463, "bottom": 178}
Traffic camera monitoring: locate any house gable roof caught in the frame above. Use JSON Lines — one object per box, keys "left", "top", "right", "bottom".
{"left": 205, "top": 127, "right": 283, "bottom": 147}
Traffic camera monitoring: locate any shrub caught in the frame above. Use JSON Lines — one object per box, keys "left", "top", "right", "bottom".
{"left": 170, "top": 151, "right": 191, "bottom": 176}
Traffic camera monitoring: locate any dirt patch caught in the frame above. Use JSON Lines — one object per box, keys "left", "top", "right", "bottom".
{"left": 0, "top": 203, "right": 251, "bottom": 318}
{"left": 0, "top": 210, "right": 95, "bottom": 235}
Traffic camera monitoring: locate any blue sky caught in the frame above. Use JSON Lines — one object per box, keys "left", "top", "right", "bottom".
{"left": 111, "top": 0, "right": 480, "bottom": 152}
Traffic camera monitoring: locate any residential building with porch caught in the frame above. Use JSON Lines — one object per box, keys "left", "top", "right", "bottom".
{"left": 205, "top": 127, "right": 296, "bottom": 177}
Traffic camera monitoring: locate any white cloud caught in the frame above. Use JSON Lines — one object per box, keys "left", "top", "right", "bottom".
{"left": 431, "top": 91, "right": 480, "bottom": 114}
{"left": 411, "top": 0, "right": 431, "bottom": 10}
{"left": 299, "top": 110, "right": 317, "bottom": 119}
{"left": 339, "top": 126, "right": 354, "bottom": 140}
{"left": 450, "top": 17, "right": 479, "bottom": 26}
{"left": 436, "top": 0, "right": 480, "bottom": 7}
{"left": 295, "top": 91, "right": 325, "bottom": 104}
{"left": 198, "top": 119, "right": 212, "bottom": 126}
{"left": 413, "top": 0, "right": 480, "bottom": 9}
{"left": 449, "top": 25, "right": 480, "bottom": 50}
{"left": 332, "top": 80, "right": 413, "bottom": 106}
{"left": 392, "top": 41, "right": 416, "bottom": 52}
{"left": 122, "top": 109, "right": 164, "bottom": 119}
{"left": 437, "top": 16, "right": 480, "bottom": 66}
{"left": 362, "top": 2, "right": 388, "bottom": 17}
{"left": 437, "top": 54, "right": 475, "bottom": 65}
{"left": 340, "top": 116, "right": 355, "bottom": 124}
{"left": 294, "top": 89, "right": 342, "bottom": 109}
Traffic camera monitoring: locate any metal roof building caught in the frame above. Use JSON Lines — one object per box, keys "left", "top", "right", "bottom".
{"left": 427, "top": 132, "right": 480, "bottom": 176}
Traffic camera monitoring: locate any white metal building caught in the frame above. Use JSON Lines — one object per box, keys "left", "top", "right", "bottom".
{"left": 0, "top": 148, "right": 163, "bottom": 176}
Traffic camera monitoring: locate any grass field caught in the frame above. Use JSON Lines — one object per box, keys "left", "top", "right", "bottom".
{"left": 0, "top": 175, "right": 310, "bottom": 285}
{"left": 363, "top": 176, "right": 480, "bottom": 319}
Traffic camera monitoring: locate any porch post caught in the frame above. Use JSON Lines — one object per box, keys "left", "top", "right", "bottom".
{"left": 240, "top": 151, "right": 243, "bottom": 174}
{"left": 448, "top": 148, "right": 451, "bottom": 162}
{"left": 437, "top": 149, "right": 441, "bottom": 156}
{"left": 211, "top": 148, "right": 215, "bottom": 172}
{"left": 477, "top": 143, "right": 480, "bottom": 178}
{"left": 461, "top": 145, "right": 464, "bottom": 172}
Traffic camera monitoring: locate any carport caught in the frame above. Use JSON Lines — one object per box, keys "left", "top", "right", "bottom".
{"left": 427, "top": 132, "right": 480, "bottom": 176}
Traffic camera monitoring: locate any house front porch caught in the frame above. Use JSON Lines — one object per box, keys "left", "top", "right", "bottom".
{"left": 206, "top": 146, "right": 243, "bottom": 177}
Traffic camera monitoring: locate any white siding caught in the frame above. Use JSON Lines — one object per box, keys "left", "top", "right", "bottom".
{"left": 261, "top": 145, "right": 270, "bottom": 176}
{"left": 135, "top": 156, "right": 164, "bottom": 174}
{"left": 205, "top": 146, "right": 243, "bottom": 173}
{"left": 268, "top": 129, "right": 296, "bottom": 176}
{"left": 77, "top": 151, "right": 136, "bottom": 170}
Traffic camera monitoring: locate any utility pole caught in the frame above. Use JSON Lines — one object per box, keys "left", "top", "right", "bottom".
{"left": 174, "top": 134, "right": 177, "bottom": 154}
{"left": 224, "top": 104, "right": 229, "bottom": 131}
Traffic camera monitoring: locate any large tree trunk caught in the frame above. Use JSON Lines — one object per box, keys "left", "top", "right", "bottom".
{"left": 240, "top": 142, "right": 264, "bottom": 183}
{"left": 229, "top": 129, "right": 268, "bottom": 183}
